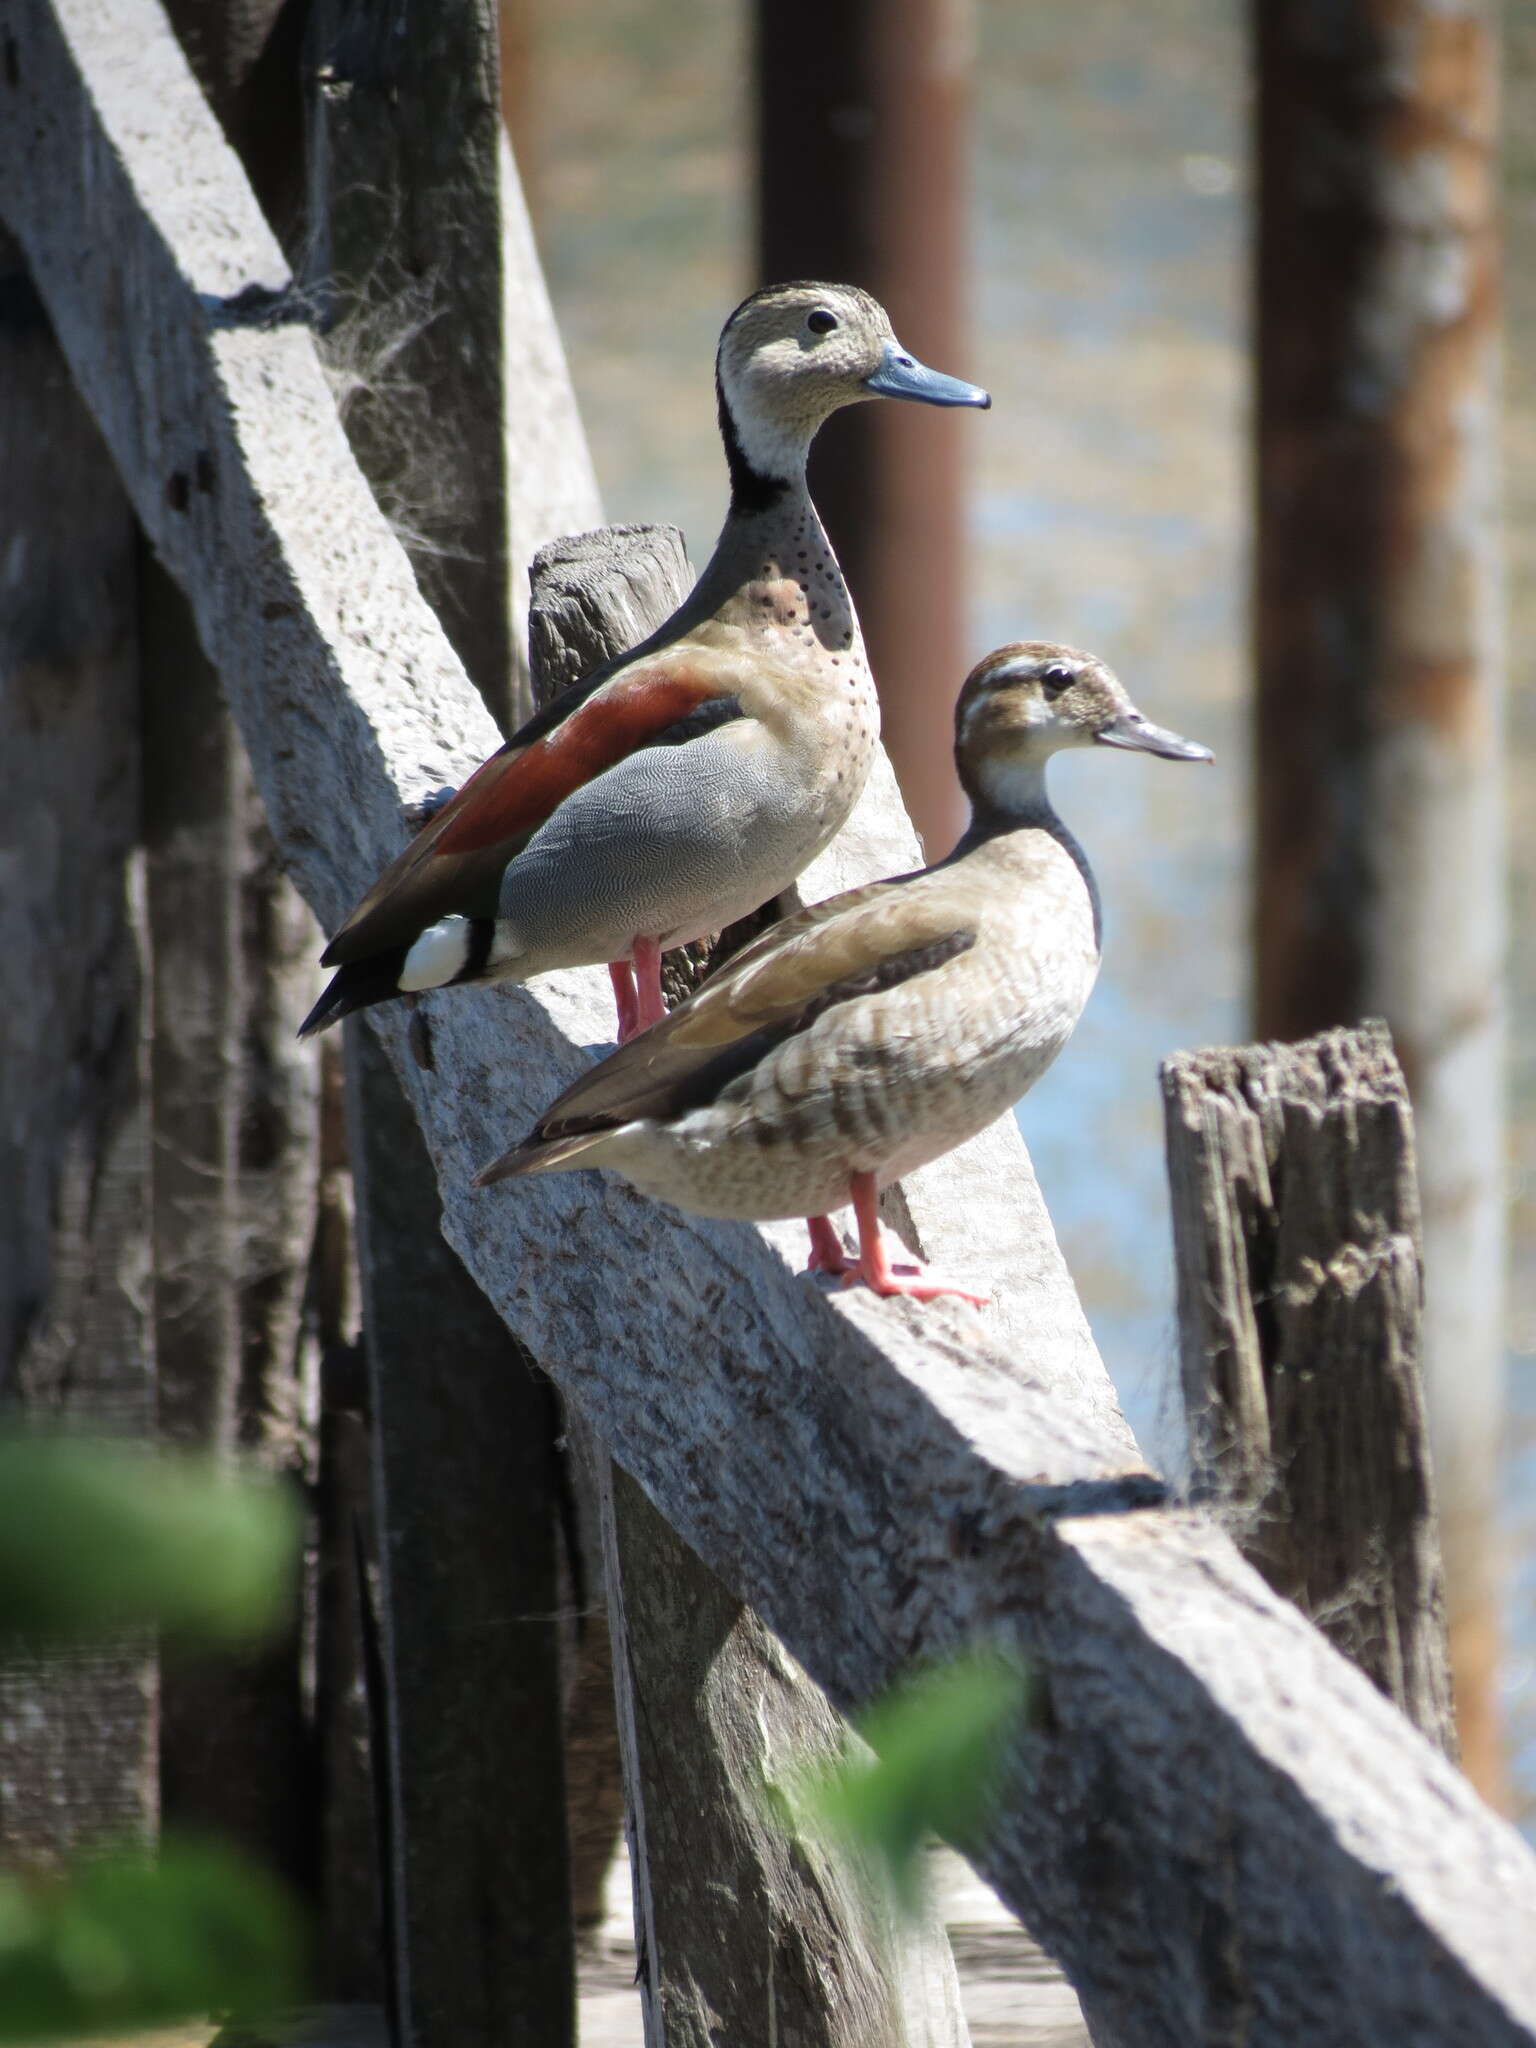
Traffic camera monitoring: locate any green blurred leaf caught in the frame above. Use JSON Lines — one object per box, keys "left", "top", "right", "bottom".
{"left": 773, "top": 1649, "right": 1033, "bottom": 1914}
{"left": 0, "top": 1436, "right": 298, "bottom": 1646}
{"left": 0, "top": 1837, "right": 303, "bottom": 2041}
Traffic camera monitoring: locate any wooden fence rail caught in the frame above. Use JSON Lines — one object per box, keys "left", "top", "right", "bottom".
{"left": 6, "top": 1, "right": 1536, "bottom": 2042}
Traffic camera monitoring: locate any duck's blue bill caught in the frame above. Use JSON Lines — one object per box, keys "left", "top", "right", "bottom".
{"left": 865, "top": 340, "right": 991, "bottom": 409}
{"left": 1096, "top": 713, "right": 1213, "bottom": 763}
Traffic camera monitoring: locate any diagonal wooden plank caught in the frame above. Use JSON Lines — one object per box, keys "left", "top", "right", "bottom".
{"left": 6, "top": 4, "right": 1536, "bottom": 2041}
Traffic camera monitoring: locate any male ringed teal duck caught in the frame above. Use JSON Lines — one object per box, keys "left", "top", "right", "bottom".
{"left": 476, "top": 643, "right": 1212, "bottom": 1301}
{"left": 299, "top": 282, "right": 990, "bottom": 1043}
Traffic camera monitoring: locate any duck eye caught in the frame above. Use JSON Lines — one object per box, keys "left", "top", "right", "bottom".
{"left": 1040, "top": 665, "right": 1075, "bottom": 700}
{"left": 806, "top": 308, "right": 839, "bottom": 336}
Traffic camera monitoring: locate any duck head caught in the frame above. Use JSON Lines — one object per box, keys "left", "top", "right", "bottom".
{"left": 955, "top": 642, "right": 1212, "bottom": 817}
{"left": 717, "top": 281, "right": 990, "bottom": 499}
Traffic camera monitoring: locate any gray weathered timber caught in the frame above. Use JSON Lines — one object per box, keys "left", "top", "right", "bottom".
{"left": 311, "top": 1044, "right": 385, "bottom": 2004}
{"left": 0, "top": 226, "right": 157, "bottom": 1855}
{"left": 346, "top": 1023, "right": 574, "bottom": 2045}
{"left": 1163, "top": 1022, "right": 1457, "bottom": 1757}
{"left": 309, "top": 14, "right": 580, "bottom": 2024}
{"left": 1253, "top": 1, "right": 1505, "bottom": 1788}
{"left": 9, "top": 6, "right": 1536, "bottom": 2039}
{"left": 305, "top": 0, "right": 517, "bottom": 730}
{"left": 305, "top": 0, "right": 598, "bottom": 727}
{"left": 148, "top": 0, "right": 317, "bottom": 1886}
{"left": 531, "top": 527, "right": 970, "bottom": 2048}
{"left": 602, "top": 1464, "right": 972, "bottom": 2048}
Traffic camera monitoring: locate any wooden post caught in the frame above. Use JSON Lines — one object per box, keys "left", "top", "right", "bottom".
{"left": 529, "top": 523, "right": 971, "bottom": 2047}
{"left": 1163, "top": 1022, "right": 1456, "bottom": 1756}
{"left": 1253, "top": 0, "right": 1505, "bottom": 1788}
{"left": 146, "top": 0, "right": 318, "bottom": 1890}
{"left": 0, "top": 227, "right": 157, "bottom": 1856}
{"left": 311, "top": 1044, "right": 386, "bottom": 2003}
{"left": 346, "top": 1024, "right": 574, "bottom": 2045}
{"left": 756, "top": 0, "right": 975, "bottom": 854}
{"left": 303, "top": 6, "right": 588, "bottom": 2032}
{"left": 603, "top": 1464, "right": 971, "bottom": 2048}
{"left": 304, "top": 0, "right": 518, "bottom": 730}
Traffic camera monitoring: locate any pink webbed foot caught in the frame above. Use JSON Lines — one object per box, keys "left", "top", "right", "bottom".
{"left": 805, "top": 1214, "right": 853, "bottom": 1275}
{"left": 843, "top": 1172, "right": 989, "bottom": 1306}
{"left": 608, "top": 959, "right": 641, "bottom": 1044}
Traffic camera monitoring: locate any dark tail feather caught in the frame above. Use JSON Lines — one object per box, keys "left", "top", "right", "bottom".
{"left": 474, "top": 1128, "right": 612, "bottom": 1188}
{"left": 298, "top": 948, "right": 410, "bottom": 1038}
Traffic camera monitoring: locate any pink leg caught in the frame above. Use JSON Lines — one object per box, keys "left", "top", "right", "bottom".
{"left": 631, "top": 935, "right": 668, "bottom": 1033}
{"left": 805, "top": 1213, "right": 852, "bottom": 1275}
{"left": 843, "top": 1172, "right": 989, "bottom": 1305}
{"left": 608, "top": 959, "right": 640, "bottom": 1043}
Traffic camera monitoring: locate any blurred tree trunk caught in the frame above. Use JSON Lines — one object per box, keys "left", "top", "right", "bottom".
{"left": 0, "top": 228, "right": 157, "bottom": 1859}
{"left": 756, "top": 0, "right": 975, "bottom": 856}
{"left": 1253, "top": 0, "right": 1504, "bottom": 1794}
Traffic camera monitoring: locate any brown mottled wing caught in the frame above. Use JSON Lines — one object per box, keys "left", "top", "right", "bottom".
{"left": 509, "top": 875, "right": 977, "bottom": 1144}
{"left": 322, "top": 644, "right": 748, "bottom": 966}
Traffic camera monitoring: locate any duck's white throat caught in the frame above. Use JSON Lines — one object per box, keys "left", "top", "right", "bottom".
{"left": 970, "top": 749, "right": 1054, "bottom": 820}
{"left": 719, "top": 366, "right": 816, "bottom": 487}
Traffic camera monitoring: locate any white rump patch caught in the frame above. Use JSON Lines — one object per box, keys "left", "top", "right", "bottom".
{"left": 399, "top": 916, "right": 472, "bottom": 991}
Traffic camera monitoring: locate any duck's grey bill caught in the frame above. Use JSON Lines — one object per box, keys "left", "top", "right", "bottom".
{"left": 864, "top": 340, "right": 991, "bottom": 410}
{"left": 1095, "top": 714, "right": 1213, "bottom": 763}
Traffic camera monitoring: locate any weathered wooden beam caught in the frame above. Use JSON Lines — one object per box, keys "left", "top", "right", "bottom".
{"left": 1162, "top": 1022, "right": 1456, "bottom": 1756}
{"left": 147, "top": 0, "right": 317, "bottom": 1894}
{"left": 304, "top": 10, "right": 584, "bottom": 2027}
{"left": 346, "top": 1024, "right": 574, "bottom": 2045}
{"left": 1252, "top": 0, "right": 1505, "bottom": 1786}
{"left": 0, "top": 225, "right": 157, "bottom": 1855}
{"left": 530, "top": 525, "right": 971, "bottom": 2047}
{"left": 305, "top": 0, "right": 597, "bottom": 727}
{"left": 8, "top": 6, "right": 1536, "bottom": 2039}
{"left": 304, "top": 0, "right": 515, "bottom": 730}
{"left": 602, "top": 1464, "right": 972, "bottom": 2047}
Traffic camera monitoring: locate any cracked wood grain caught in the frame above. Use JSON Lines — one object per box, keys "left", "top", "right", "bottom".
{"left": 6, "top": 3, "right": 1536, "bottom": 2039}
{"left": 1163, "top": 1022, "right": 1456, "bottom": 1757}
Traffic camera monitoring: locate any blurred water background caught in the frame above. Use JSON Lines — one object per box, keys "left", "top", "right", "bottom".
{"left": 518, "top": 0, "right": 1536, "bottom": 1828}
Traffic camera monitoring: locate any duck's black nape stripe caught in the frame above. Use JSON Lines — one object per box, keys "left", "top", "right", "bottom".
{"left": 453, "top": 917, "right": 497, "bottom": 985}
{"left": 717, "top": 376, "right": 789, "bottom": 516}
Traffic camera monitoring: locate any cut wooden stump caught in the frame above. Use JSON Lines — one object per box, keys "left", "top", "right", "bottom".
{"left": 1162, "top": 1021, "right": 1456, "bottom": 1756}
{"left": 9, "top": 8, "right": 1536, "bottom": 2039}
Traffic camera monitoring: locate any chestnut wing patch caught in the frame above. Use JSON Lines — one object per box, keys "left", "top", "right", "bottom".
{"left": 431, "top": 674, "right": 746, "bottom": 859}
